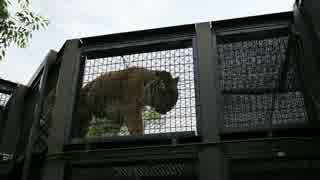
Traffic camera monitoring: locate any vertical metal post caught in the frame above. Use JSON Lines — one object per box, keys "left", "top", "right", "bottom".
{"left": 0, "top": 85, "right": 27, "bottom": 175}
{"left": 293, "top": 1, "right": 320, "bottom": 124}
{"left": 0, "top": 107, "right": 4, "bottom": 140}
{"left": 195, "top": 22, "right": 223, "bottom": 142}
{"left": 47, "top": 39, "right": 81, "bottom": 153}
{"left": 195, "top": 22, "right": 229, "bottom": 180}
{"left": 21, "top": 50, "right": 57, "bottom": 180}
{"left": 199, "top": 146, "right": 229, "bottom": 180}
{"left": 41, "top": 39, "right": 81, "bottom": 180}
{"left": 0, "top": 86, "right": 27, "bottom": 154}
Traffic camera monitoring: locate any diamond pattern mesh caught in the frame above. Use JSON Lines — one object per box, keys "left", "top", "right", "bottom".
{"left": 33, "top": 116, "right": 50, "bottom": 154}
{"left": 113, "top": 161, "right": 194, "bottom": 177}
{"left": 223, "top": 92, "right": 307, "bottom": 129}
{"left": 218, "top": 36, "right": 307, "bottom": 131}
{"left": 33, "top": 95, "right": 53, "bottom": 154}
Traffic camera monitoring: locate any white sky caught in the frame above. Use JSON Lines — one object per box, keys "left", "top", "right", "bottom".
{"left": 0, "top": 0, "right": 294, "bottom": 85}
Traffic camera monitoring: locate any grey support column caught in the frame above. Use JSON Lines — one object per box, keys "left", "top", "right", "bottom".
{"left": 195, "top": 22, "right": 229, "bottom": 180}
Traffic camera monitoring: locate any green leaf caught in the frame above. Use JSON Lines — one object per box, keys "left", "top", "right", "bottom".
{"left": 143, "top": 109, "right": 161, "bottom": 121}
{"left": 0, "top": 0, "right": 48, "bottom": 60}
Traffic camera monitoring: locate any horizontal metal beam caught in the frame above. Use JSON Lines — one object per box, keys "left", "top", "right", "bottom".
{"left": 41, "top": 136, "right": 320, "bottom": 162}
{"left": 213, "top": 11, "right": 292, "bottom": 31}
{"left": 26, "top": 50, "right": 58, "bottom": 88}
{"left": 82, "top": 36, "right": 193, "bottom": 59}
{"left": 69, "top": 131, "right": 195, "bottom": 147}
{"left": 224, "top": 137, "right": 320, "bottom": 160}
{"left": 50, "top": 145, "right": 198, "bottom": 166}
{"left": 215, "top": 22, "right": 289, "bottom": 37}
{"left": 0, "top": 79, "right": 18, "bottom": 94}
{"left": 222, "top": 89, "right": 302, "bottom": 95}
{"left": 80, "top": 24, "right": 195, "bottom": 47}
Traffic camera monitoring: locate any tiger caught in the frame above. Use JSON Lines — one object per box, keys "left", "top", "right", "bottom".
{"left": 43, "top": 67, "right": 179, "bottom": 138}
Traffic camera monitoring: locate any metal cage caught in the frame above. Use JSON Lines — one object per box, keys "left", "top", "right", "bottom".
{"left": 71, "top": 36, "right": 200, "bottom": 139}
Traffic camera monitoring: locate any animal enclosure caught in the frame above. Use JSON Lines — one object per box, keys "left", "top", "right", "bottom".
{"left": 72, "top": 43, "right": 199, "bottom": 138}
{"left": 1, "top": 4, "right": 320, "bottom": 180}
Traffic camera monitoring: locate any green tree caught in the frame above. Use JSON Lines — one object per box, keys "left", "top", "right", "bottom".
{"left": 0, "top": 0, "right": 49, "bottom": 60}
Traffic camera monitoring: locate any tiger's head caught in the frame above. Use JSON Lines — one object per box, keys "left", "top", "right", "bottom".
{"left": 146, "top": 71, "right": 179, "bottom": 114}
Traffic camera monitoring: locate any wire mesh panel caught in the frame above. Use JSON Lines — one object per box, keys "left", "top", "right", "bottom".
{"left": 0, "top": 93, "right": 11, "bottom": 107}
{"left": 73, "top": 45, "right": 198, "bottom": 138}
{"left": 224, "top": 92, "right": 307, "bottom": 129}
{"left": 113, "top": 161, "right": 195, "bottom": 177}
{"left": 34, "top": 111, "right": 50, "bottom": 154}
{"left": 69, "top": 160, "right": 197, "bottom": 180}
{"left": 34, "top": 87, "right": 56, "bottom": 154}
{"left": 218, "top": 36, "right": 308, "bottom": 131}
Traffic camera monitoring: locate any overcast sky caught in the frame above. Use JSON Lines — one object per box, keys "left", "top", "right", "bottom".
{"left": 0, "top": 0, "right": 294, "bottom": 85}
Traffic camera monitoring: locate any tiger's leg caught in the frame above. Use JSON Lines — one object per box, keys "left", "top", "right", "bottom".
{"left": 102, "top": 112, "right": 123, "bottom": 136}
{"left": 71, "top": 102, "right": 92, "bottom": 138}
{"left": 124, "top": 104, "right": 144, "bottom": 136}
{"left": 73, "top": 113, "right": 91, "bottom": 138}
{"left": 121, "top": 78, "right": 145, "bottom": 136}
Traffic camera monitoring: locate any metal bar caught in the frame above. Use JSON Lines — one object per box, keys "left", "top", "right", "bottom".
{"left": 0, "top": 85, "right": 27, "bottom": 152}
{"left": 0, "top": 79, "right": 18, "bottom": 94}
{"left": 47, "top": 39, "right": 82, "bottom": 152}
{"left": 80, "top": 24, "right": 195, "bottom": 47}
{"left": 220, "top": 126, "right": 270, "bottom": 134}
{"left": 222, "top": 89, "right": 302, "bottom": 95}
{"left": 298, "top": 0, "right": 320, "bottom": 41}
{"left": 70, "top": 131, "right": 195, "bottom": 145}
{"left": 195, "top": 22, "right": 221, "bottom": 142}
{"left": 213, "top": 11, "right": 291, "bottom": 30}
{"left": 215, "top": 23, "right": 289, "bottom": 36}
{"left": 199, "top": 146, "right": 229, "bottom": 180}
{"left": 48, "top": 136, "right": 318, "bottom": 158}
{"left": 26, "top": 50, "right": 58, "bottom": 87}
{"left": 0, "top": 85, "right": 27, "bottom": 174}
{"left": 195, "top": 22, "right": 228, "bottom": 180}
{"left": 21, "top": 50, "right": 57, "bottom": 180}
{"left": 41, "top": 160, "right": 66, "bottom": 180}
{"left": 41, "top": 40, "right": 81, "bottom": 180}
{"left": 82, "top": 36, "right": 194, "bottom": 59}
{"left": 0, "top": 107, "right": 5, "bottom": 143}
{"left": 293, "top": 2, "right": 320, "bottom": 124}
{"left": 192, "top": 37, "right": 202, "bottom": 136}
{"left": 56, "top": 147, "right": 198, "bottom": 166}
{"left": 216, "top": 27, "right": 289, "bottom": 44}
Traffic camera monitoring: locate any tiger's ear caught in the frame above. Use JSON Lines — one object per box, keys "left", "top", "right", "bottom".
{"left": 156, "top": 71, "right": 170, "bottom": 79}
